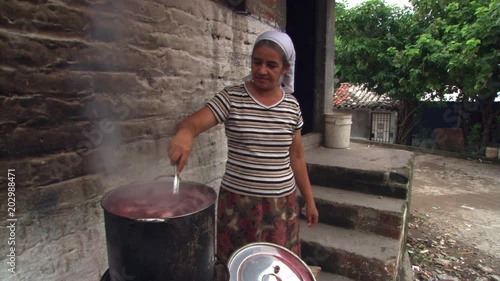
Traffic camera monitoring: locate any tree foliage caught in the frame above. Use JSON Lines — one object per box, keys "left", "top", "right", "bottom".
{"left": 399, "top": 0, "right": 500, "bottom": 151}
{"left": 397, "top": 0, "right": 499, "bottom": 98}
{"left": 335, "top": 0, "right": 500, "bottom": 150}
{"left": 335, "top": 0, "right": 423, "bottom": 144}
{"left": 335, "top": 0, "right": 416, "bottom": 97}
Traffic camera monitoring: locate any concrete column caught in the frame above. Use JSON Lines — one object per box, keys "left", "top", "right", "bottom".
{"left": 313, "top": 0, "right": 335, "bottom": 132}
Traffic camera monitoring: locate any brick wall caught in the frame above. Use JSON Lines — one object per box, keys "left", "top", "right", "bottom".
{"left": 213, "top": 0, "right": 287, "bottom": 27}
{"left": 0, "top": 0, "right": 284, "bottom": 280}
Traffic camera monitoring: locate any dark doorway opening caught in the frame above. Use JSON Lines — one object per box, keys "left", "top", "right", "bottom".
{"left": 286, "top": 1, "right": 316, "bottom": 134}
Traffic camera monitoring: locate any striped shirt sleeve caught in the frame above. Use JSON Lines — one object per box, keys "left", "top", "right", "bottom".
{"left": 206, "top": 89, "right": 231, "bottom": 124}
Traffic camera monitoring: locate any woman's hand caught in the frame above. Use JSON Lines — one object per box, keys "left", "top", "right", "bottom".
{"left": 305, "top": 202, "right": 319, "bottom": 227}
{"left": 289, "top": 131, "right": 319, "bottom": 227}
{"left": 167, "top": 129, "right": 194, "bottom": 173}
{"left": 167, "top": 106, "right": 219, "bottom": 173}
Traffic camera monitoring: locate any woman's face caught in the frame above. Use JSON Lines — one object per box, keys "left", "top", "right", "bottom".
{"left": 250, "top": 45, "right": 289, "bottom": 92}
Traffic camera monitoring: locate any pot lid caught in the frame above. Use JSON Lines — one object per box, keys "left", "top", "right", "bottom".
{"left": 227, "top": 242, "right": 316, "bottom": 281}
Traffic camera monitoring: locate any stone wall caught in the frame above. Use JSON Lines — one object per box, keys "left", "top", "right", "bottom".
{"left": 0, "top": 0, "right": 285, "bottom": 280}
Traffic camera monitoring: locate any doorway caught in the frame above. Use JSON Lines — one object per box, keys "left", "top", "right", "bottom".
{"left": 286, "top": 1, "right": 316, "bottom": 134}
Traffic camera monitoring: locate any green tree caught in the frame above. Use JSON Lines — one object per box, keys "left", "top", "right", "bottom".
{"left": 396, "top": 0, "right": 500, "bottom": 152}
{"left": 335, "top": 0, "right": 500, "bottom": 150}
{"left": 335, "top": 0, "right": 423, "bottom": 145}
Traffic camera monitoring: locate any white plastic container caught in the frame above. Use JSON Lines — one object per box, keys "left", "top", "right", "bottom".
{"left": 324, "top": 113, "right": 352, "bottom": 148}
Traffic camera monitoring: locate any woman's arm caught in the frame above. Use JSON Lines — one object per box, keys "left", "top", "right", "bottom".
{"left": 168, "top": 105, "right": 218, "bottom": 173}
{"left": 289, "top": 130, "right": 319, "bottom": 227}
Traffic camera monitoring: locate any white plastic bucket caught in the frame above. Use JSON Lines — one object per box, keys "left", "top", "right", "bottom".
{"left": 324, "top": 113, "right": 352, "bottom": 148}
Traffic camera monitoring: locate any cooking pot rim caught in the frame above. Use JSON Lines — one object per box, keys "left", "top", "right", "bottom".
{"left": 100, "top": 179, "right": 217, "bottom": 222}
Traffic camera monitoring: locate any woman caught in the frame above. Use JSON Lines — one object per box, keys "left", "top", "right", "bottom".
{"left": 167, "top": 30, "right": 319, "bottom": 262}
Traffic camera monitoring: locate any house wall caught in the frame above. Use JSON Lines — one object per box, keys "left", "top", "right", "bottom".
{"left": 353, "top": 109, "right": 371, "bottom": 139}
{"left": 0, "top": 0, "right": 285, "bottom": 280}
{"left": 334, "top": 108, "right": 370, "bottom": 140}
{"left": 334, "top": 108, "right": 397, "bottom": 144}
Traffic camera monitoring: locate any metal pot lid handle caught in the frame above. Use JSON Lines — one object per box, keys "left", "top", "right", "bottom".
{"left": 262, "top": 272, "right": 282, "bottom": 281}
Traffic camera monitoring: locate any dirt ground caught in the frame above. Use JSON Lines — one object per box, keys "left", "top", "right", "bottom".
{"left": 408, "top": 153, "right": 500, "bottom": 281}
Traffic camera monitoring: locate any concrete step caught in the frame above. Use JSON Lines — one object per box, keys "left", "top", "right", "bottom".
{"left": 300, "top": 220, "right": 402, "bottom": 281}
{"left": 305, "top": 144, "right": 413, "bottom": 199}
{"left": 300, "top": 185, "right": 407, "bottom": 239}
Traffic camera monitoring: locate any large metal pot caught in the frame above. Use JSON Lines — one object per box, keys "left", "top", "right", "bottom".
{"left": 101, "top": 179, "right": 217, "bottom": 281}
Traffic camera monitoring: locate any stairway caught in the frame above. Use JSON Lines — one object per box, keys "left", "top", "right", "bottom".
{"left": 300, "top": 135, "right": 414, "bottom": 281}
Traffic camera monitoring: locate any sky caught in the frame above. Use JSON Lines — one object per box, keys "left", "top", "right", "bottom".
{"left": 344, "top": 0, "right": 412, "bottom": 8}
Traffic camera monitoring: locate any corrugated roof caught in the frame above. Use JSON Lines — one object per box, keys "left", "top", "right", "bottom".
{"left": 333, "top": 83, "right": 400, "bottom": 110}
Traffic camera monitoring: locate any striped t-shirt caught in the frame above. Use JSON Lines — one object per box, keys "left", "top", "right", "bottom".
{"left": 207, "top": 84, "right": 303, "bottom": 197}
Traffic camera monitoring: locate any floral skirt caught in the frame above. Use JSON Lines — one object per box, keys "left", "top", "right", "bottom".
{"left": 216, "top": 187, "right": 301, "bottom": 263}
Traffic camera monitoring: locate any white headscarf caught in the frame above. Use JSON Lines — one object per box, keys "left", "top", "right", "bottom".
{"left": 243, "top": 30, "right": 296, "bottom": 94}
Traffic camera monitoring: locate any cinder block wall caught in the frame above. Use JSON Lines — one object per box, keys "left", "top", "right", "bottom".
{"left": 0, "top": 0, "right": 285, "bottom": 280}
